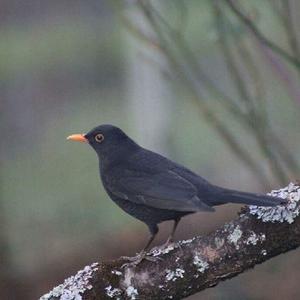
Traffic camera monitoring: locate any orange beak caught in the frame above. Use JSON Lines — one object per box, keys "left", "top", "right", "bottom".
{"left": 67, "top": 134, "right": 88, "bottom": 143}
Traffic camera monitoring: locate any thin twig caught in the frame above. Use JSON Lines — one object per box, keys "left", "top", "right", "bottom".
{"left": 213, "top": 1, "right": 288, "bottom": 185}
{"left": 280, "top": 0, "right": 300, "bottom": 61}
{"left": 137, "top": 0, "right": 271, "bottom": 188}
{"left": 224, "top": 0, "right": 300, "bottom": 72}
{"left": 117, "top": 0, "right": 299, "bottom": 187}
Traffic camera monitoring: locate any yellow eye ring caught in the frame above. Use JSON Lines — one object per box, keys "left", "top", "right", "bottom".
{"left": 95, "top": 133, "right": 104, "bottom": 143}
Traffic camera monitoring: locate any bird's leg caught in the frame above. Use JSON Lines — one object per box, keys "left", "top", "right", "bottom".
{"left": 161, "top": 217, "right": 181, "bottom": 248}
{"left": 143, "top": 231, "right": 157, "bottom": 252}
{"left": 121, "top": 225, "right": 159, "bottom": 268}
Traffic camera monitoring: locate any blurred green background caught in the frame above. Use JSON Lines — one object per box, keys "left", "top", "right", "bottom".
{"left": 1, "top": 0, "right": 300, "bottom": 299}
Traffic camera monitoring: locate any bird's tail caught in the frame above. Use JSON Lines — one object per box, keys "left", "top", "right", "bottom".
{"left": 210, "top": 187, "right": 286, "bottom": 207}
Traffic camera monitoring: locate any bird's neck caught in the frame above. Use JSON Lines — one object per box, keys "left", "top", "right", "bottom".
{"left": 98, "top": 138, "right": 139, "bottom": 170}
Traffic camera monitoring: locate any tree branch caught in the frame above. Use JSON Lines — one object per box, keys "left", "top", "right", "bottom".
{"left": 40, "top": 182, "right": 300, "bottom": 300}
{"left": 118, "top": 0, "right": 273, "bottom": 189}
{"left": 224, "top": 0, "right": 300, "bottom": 72}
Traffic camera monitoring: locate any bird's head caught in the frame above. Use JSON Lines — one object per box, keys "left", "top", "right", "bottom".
{"left": 67, "top": 124, "right": 138, "bottom": 161}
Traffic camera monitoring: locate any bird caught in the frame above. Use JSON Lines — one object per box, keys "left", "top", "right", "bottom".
{"left": 67, "top": 124, "right": 285, "bottom": 267}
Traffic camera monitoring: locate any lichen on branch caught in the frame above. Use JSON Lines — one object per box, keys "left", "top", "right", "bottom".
{"left": 249, "top": 182, "right": 300, "bottom": 223}
{"left": 40, "top": 183, "right": 300, "bottom": 300}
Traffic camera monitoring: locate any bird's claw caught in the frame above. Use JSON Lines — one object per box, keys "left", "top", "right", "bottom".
{"left": 120, "top": 255, "right": 135, "bottom": 261}
{"left": 120, "top": 251, "right": 162, "bottom": 269}
{"left": 121, "top": 252, "right": 145, "bottom": 269}
{"left": 145, "top": 255, "right": 164, "bottom": 262}
{"left": 161, "top": 238, "right": 174, "bottom": 249}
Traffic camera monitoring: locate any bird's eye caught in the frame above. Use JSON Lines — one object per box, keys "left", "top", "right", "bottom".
{"left": 95, "top": 133, "right": 104, "bottom": 143}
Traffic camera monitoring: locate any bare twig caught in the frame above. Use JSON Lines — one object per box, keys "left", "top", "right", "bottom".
{"left": 134, "top": 1, "right": 272, "bottom": 188}
{"left": 280, "top": 0, "right": 300, "bottom": 61}
{"left": 213, "top": 2, "right": 289, "bottom": 185}
{"left": 224, "top": 0, "right": 300, "bottom": 71}
{"left": 116, "top": 0, "right": 300, "bottom": 186}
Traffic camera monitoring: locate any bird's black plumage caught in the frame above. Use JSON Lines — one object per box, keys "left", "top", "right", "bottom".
{"left": 69, "top": 124, "right": 285, "bottom": 263}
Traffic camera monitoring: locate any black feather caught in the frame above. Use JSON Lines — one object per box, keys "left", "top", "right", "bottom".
{"left": 211, "top": 187, "right": 286, "bottom": 207}
{"left": 78, "top": 124, "right": 285, "bottom": 237}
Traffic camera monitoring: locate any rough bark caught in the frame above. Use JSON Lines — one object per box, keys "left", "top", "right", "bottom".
{"left": 40, "top": 183, "right": 300, "bottom": 300}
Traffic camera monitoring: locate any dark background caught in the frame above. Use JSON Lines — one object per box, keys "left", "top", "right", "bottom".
{"left": 1, "top": 1, "right": 300, "bottom": 299}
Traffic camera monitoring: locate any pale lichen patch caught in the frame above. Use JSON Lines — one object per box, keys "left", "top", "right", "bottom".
{"left": 261, "top": 249, "right": 267, "bottom": 256}
{"left": 105, "top": 285, "right": 122, "bottom": 298}
{"left": 165, "top": 268, "right": 185, "bottom": 282}
{"left": 126, "top": 286, "right": 138, "bottom": 300}
{"left": 122, "top": 268, "right": 134, "bottom": 288}
{"left": 150, "top": 243, "right": 177, "bottom": 257}
{"left": 214, "top": 237, "right": 225, "bottom": 249}
{"left": 245, "top": 231, "right": 266, "bottom": 246}
{"left": 39, "top": 262, "right": 99, "bottom": 300}
{"left": 249, "top": 183, "right": 300, "bottom": 224}
{"left": 227, "top": 225, "right": 243, "bottom": 249}
{"left": 121, "top": 268, "right": 140, "bottom": 299}
{"left": 193, "top": 254, "right": 209, "bottom": 273}
{"left": 111, "top": 270, "right": 122, "bottom": 276}
{"left": 179, "top": 237, "right": 195, "bottom": 245}
{"left": 149, "top": 238, "right": 195, "bottom": 258}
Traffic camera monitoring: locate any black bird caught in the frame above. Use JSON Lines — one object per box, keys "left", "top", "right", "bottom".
{"left": 67, "top": 124, "right": 284, "bottom": 266}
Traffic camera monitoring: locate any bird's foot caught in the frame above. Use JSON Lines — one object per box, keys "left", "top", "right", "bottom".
{"left": 161, "top": 237, "right": 175, "bottom": 249}
{"left": 121, "top": 251, "right": 161, "bottom": 269}
{"left": 149, "top": 238, "right": 183, "bottom": 257}
{"left": 151, "top": 238, "right": 176, "bottom": 253}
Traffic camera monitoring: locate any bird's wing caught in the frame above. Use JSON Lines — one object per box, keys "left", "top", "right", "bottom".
{"left": 110, "top": 169, "right": 214, "bottom": 212}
